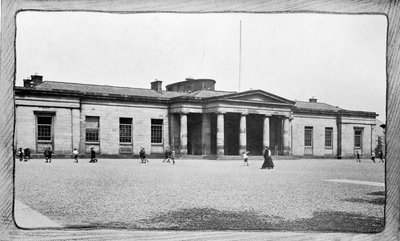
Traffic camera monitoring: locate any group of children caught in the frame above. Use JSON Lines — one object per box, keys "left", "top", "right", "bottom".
{"left": 17, "top": 146, "right": 94, "bottom": 163}
{"left": 139, "top": 147, "right": 176, "bottom": 165}
{"left": 17, "top": 147, "right": 31, "bottom": 162}
{"left": 17, "top": 146, "right": 173, "bottom": 164}
{"left": 163, "top": 148, "right": 175, "bottom": 165}
{"left": 355, "top": 151, "right": 384, "bottom": 163}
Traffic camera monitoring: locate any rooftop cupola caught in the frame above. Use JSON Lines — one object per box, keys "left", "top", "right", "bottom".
{"left": 309, "top": 97, "right": 318, "bottom": 103}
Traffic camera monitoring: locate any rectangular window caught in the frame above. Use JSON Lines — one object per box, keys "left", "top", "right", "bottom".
{"left": 119, "top": 118, "right": 132, "bottom": 143}
{"left": 151, "top": 119, "right": 163, "bottom": 144}
{"left": 325, "top": 127, "right": 333, "bottom": 148}
{"left": 304, "top": 126, "right": 313, "bottom": 147}
{"left": 85, "top": 116, "right": 99, "bottom": 142}
{"left": 354, "top": 128, "right": 363, "bottom": 148}
{"left": 37, "top": 116, "right": 52, "bottom": 141}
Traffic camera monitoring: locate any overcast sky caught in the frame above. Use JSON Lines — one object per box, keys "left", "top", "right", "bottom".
{"left": 16, "top": 12, "right": 387, "bottom": 121}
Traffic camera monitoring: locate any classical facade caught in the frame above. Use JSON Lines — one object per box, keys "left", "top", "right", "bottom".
{"left": 14, "top": 75, "right": 378, "bottom": 158}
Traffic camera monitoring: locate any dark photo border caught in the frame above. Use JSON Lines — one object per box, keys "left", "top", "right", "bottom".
{"left": 1, "top": 0, "right": 398, "bottom": 240}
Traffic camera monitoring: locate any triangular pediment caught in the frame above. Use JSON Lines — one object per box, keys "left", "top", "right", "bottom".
{"left": 215, "top": 90, "right": 295, "bottom": 106}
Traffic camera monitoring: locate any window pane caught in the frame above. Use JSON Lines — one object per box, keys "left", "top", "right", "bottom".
{"left": 37, "top": 116, "right": 52, "bottom": 125}
{"left": 304, "top": 127, "right": 313, "bottom": 147}
{"left": 151, "top": 119, "right": 163, "bottom": 125}
{"left": 86, "top": 129, "right": 99, "bottom": 142}
{"left": 86, "top": 116, "right": 99, "bottom": 142}
{"left": 151, "top": 119, "right": 163, "bottom": 143}
{"left": 120, "top": 118, "right": 132, "bottom": 124}
{"left": 325, "top": 128, "right": 333, "bottom": 147}
{"left": 354, "top": 130, "right": 362, "bottom": 148}
{"left": 119, "top": 118, "right": 132, "bottom": 143}
{"left": 86, "top": 116, "right": 99, "bottom": 128}
{"left": 38, "top": 125, "right": 51, "bottom": 141}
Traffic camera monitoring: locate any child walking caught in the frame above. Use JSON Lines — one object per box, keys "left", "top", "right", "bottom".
{"left": 89, "top": 147, "right": 97, "bottom": 163}
{"left": 171, "top": 150, "right": 175, "bottom": 165}
{"left": 73, "top": 148, "right": 79, "bottom": 163}
{"left": 44, "top": 146, "right": 52, "bottom": 163}
{"left": 356, "top": 151, "right": 361, "bottom": 162}
{"left": 371, "top": 151, "right": 376, "bottom": 163}
{"left": 242, "top": 151, "right": 250, "bottom": 166}
{"left": 139, "top": 147, "right": 148, "bottom": 163}
{"left": 17, "top": 148, "right": 24, "bottom": 162}
{"left": 23, "top": 147, "right": 31, "bottom": 162}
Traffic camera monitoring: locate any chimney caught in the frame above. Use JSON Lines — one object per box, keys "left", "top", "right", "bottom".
{"left": 309, "top": 97, "right": 317, "bottom": 103}
{"left": 151, "top": 80, "right": 162, "bottom": 92}
{"left": 31, "top": 74, "right": 43, "bottom": 86}
{"left": 23, "top": 74, "right": 43, "bottom": 88}
{"left": 23, "top": 78, "right": 33, "bottom": 88}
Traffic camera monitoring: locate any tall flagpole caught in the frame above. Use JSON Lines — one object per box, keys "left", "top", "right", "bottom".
{"left": 239, "top": 20, "right": 242, "bottom": 92}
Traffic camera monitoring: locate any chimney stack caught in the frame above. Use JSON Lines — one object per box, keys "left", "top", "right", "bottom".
{"left": 309, "top": 97, "right": 317, "bottom": 103}
{"left": 23, "top": 74, "right": 43, "bottom": 87}
{"left": 151, "top": 80, "right": 162, "bottom": 92}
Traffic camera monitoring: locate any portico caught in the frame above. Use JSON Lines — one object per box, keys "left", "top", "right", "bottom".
{"left": 169, "top": 90, "right": 295, "bottom": 156}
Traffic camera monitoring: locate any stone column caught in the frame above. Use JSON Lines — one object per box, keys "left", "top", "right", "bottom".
{"left": 239, "top": 114, "right": 247, "bottom": 154}
{"left": 180, "top": 113, "right": 188, "bottom": 155}
{"left": 216, "top": 112, "right": 225, "bottom": 156}
{"left": 263, "top": 115, "right": 270, "bottom": 149}
{"left": 283, "top": 117, "right": 290, "bottom": 155}
{"left": 201, "top": 113, "right": 211, "bottom": 155}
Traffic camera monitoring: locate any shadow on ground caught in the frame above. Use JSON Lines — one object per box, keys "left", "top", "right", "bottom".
{"left": 343, "top": 197, "right": 385, "bottom": 205}
{"left": 68, "top": 208, "right": 384, "bottom": 233}
{"left": 343, "top": 190, "right": 386, "bottom": 206}
{"left": 64, "top": 191, "right": 386, "bottom": 232}
{"left": 367, "top": 191, "right": 385, "bottom": 196}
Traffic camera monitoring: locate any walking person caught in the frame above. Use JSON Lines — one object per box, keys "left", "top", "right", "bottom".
{"left": 163, "top": 148, "right": 171, "bottom": 163}
{"left": 23, "top": 147, "right": 31, "bottom": 162}
{"left": 371, "top": 151, "right": 376, "bottom": 163}
{"left": 44, "top": 146, "right": 52, "bottom": 163}
{"left": 171, "top": 150, "right": 175, "bottom": 165}
{"left": 139, "top": 147, "right": 148, "bottom": 163}
{"left": 242, "top": 151, "right": 250, "bottom": 166}
{"left": 73, "top": 148, "right": 79, "bottom": 163}
{"left": 89, "top": 147, "right": 97, "bottom": 163}
{"left": 355, "top": 151, "right": 361, "bottom": 162}
{"left": 261, "top": 146, "right": 274, "bottom": 169}
{"left": 17, "top": 148, "right": 24, "bottom": 162}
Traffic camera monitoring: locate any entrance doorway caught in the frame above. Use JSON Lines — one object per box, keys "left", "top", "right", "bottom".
{"left": 246, "top": 114, "right": 264, "bottom": 155}
{"left": 269, "top": 116, "right": 283, "bottom": 155}
{"left": 187, "top": 113, "right": 202, "bottom": 155}
{"left": 224, "top": 113, "right": 240, "bottom": 155}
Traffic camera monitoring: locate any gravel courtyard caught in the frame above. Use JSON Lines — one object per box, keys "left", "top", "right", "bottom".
{"left": 15, "top": 157, "right": 385, "bottom": 233}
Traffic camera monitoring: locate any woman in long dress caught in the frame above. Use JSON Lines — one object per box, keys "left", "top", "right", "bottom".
{"left": 261, "top": 146, "right": 274, "bottom": 169}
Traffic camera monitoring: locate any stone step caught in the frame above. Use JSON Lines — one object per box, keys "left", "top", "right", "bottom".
{"left": 179, "top": 155, "right": 299, "bottom": 160}
{"left": 18, "top": 154, "right": 299, "bottom": 160}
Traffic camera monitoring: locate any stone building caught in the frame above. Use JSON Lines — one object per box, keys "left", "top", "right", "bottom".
{"left": 14, "top": 74, "right": 378, "bottom": 158}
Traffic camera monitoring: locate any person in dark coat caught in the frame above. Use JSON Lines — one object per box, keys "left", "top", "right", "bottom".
{"left": 261, "top": 146, "right": 274, "bottom": 169}
{"left": 163, "top": 148, "right": 171, "bottom": 163}
{"left": 23, "top": 147, "right": 31, "bottom": 162}
{"left": 139, "top": 147, "right": 148, "bottom": 163}
{"left": 355, "top": 151, "right": 361, "bottom": 162}
{"left": 89, "top": 147, "right": 97, "bottom": 163}
{"left": 44, "top": 146, "right": 52, "bottom": 163}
